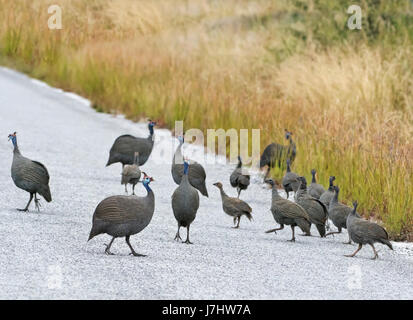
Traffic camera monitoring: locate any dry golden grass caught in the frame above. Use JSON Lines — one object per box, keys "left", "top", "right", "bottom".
{"left": 0, "top": 0, "right": 412, "bottom": 239}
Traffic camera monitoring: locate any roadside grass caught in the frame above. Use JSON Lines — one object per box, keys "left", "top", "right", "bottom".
{"left": 0, "top": 0, "right": 412, "bottom": 239}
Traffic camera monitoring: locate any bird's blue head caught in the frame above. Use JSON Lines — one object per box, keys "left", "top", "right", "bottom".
{"left": 183, "top": 159, "right": 189, "bottom": 175}
{"left": 142, "top": 172, "right": 154, "bottom": 191}
{"left": 148, "top": 120, "right": 156, "bottom": 135}
{"left": 285, "top": 129, "right": 292, "bottom": 140}
{"left": 8, "top": 132, "right": 17, "bottom": 147}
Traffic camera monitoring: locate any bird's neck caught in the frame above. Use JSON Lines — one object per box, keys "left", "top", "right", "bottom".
{"left": 272, "top": 187, "right": 282, "bottom": 200}
{"left": 286, "top": 163, "right": 291, "bottom": 172}
{"left": 332, "top": 191, "right": 339, "bottom": 203}
{"left": 236, "top": 159, "right": 242, "bottom": 169}
{"left": 328, "top": 180, "right": 334, "bottom": 191}
{"left": 311, "top": 174, "right": 316, "bottom": 183}
{"left": 219, "top": 188, "right": 228, "bottom": 199}
{"left": 12, "top": 141, "right": 21, "bottom": 155}
{"left": 143, "top": 183, "right": 152, "bottom": 194}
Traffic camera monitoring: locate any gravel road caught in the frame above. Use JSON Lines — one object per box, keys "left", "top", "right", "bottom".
{"left": 0, "top": 67, "right": 412, "bottom": 299}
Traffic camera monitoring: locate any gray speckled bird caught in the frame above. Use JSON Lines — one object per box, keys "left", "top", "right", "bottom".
{"left": 213, "top": 182, "right": 252, "bottom": 228}
{"left": 295, "top": 176, "right": 328, "bottom": 237}
{"left": 281, "top": 159, "right": 299, "bottom": 199}
{"left": 260, "top": 129, "right": 296, "bottom": 181}
{"left": 308, "top": 169, "right": 325, "bottom": 199}
{"left": 326, "top": 186, "right": 360, "bottom": 244}
{"left": 319, "top": 176, "right": 336, "bottom": 209}
{"left": 121, "top": 152, "right": 141, "bottom": 195}
{"left": 230, "top": 156, "right": 250, "bottom": 198}
{"left": 106, "top": 120, "right": 156, "bottom": 168}
{"left": 172, "top": 161, "right": 200, "bottom": 244}
{"left": 8, "top": 132, "right": 52, "bottom": 212}
{"left": 264, "top": 179, "right": 311, "bottom": 242}
{"left": 171, "top": 135, "right": 208, "bottom": 197}
{"left": 88, "top": 173, "right": 155, "bottom": 256}
{"left": 345, "top": 201, "right": 393, "bottom": 260}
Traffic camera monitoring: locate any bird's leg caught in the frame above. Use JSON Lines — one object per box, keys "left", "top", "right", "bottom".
{"left": 286, "top": 191, "right": 289, "bottom": 199}
{"left": 343, "top": 234, "right": 352, "bottom": 245}
{"left": 237, "top": 188, "right": 241, "bottom": 198}
{"left": 232, "top": 216, "right": 240, "bottom": 229}
{"left": 325, "top": 230, "right": 341, "bottom": 237}
{"left": 288, "top": 226, "right": 296, "bottom": 242}
{"left": 34, "top": 193, "right": 42, "bottom": 212}
{"left": 300, "top": 223, "right": 311, "bottom": 236}
{"left": 184, "top": 226, "right": 193, "bottom": 244}
{"left": 124, "top": 183, "right": 128, "bottom": 194}
{"left": 369, "top": 243, "right": 379, "bottom": 260}
{"left": 18, "top": 193, "right": 33, "bottom": 212}
{"left": 265, "top": 224, "right": 284, "bottom": 234}
{"left": 104, "top": 237, "right": 116, "bottom": 255}
{"left": 132, "top": 183, "right": 136, "bottom": 195}
{"left": 126, "top": 235, "right": 146, "bottom": 257}
{"left": 345, "top": 243, "right": 362, "bottom": 258}
{"left": 174, "top": 225, "right": 182, "bottom": 241}
{"left": 233, "top": 217, "right": 237, "bottom": 226}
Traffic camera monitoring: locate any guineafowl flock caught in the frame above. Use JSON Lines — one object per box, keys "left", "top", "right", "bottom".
{"left": 7, "top": 124, "right": 394, "bottom": 260}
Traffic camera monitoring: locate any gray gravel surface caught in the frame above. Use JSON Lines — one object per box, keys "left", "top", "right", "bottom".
{"left": 0, "top": 67, "right": 412, "bottom": 299}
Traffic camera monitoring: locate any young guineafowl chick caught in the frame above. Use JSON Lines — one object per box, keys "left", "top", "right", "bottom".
{"left": 282, "top": 159, "right": 299, "bottom": 199}
{"left": 8, "top": 132, "right": 52, "bottom": 212}
{"left": 229, "top": 156, "right": 250, "bottom": 198}
{"left": 121, "top": 152, "right": 141, "bottom": 195}
{"left": 172, "top": 160, "right": 200, "bottom": 244}
{"left": 264, "top": 179, "right": 311, "bottom": 242}
{"left": 213, "top": 182, "right": 252, "bottom": 228}
{"left": 308, "top": 169, "right": 325, "bottom": 199}
{"left": 88, "top": 173, "right": 155, "bottom": 256}
{"left": 345, "top": 201, "right": 393, "bottom": 260}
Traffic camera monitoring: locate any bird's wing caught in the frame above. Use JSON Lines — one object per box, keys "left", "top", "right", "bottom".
{"left": 20, "top": 160, "right": 50, "bottom": 185}
{"left": 93, "top": 196, "right": 141, "bottom": 222}
{"left": 189, "top": 162, "right": 206, "bottom": 180}
{"left": 276, "top": 200, "right": 309, "bottom": 220}
{"left": 353, "top": 219, "right": 389, "bottom": 239}
{"left": 224, "top": 197, "right": 252, "bottom": 214}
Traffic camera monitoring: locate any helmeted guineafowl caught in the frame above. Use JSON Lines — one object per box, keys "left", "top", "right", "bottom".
{"left": 88, "top": 173, "right": 155, "bottom": 256}
{"left": 213, "top": 182, "right": 252, "bottom": 228}
{"left": 295, "top": 176, "right": 329, "bottom": 237}
{"left": 326, "top": 186, "right": 360, "bottom": 244}
{"left": 319, "top": 176, "right": 336, "bottom": 209}
{"left": 264, "top": 179, "right": 311, "bottom": 242}
{"left": 260, "top": 129, "right": 296, "bottom": 181}
{"left": 308, "top": 169, "right": 325, "bottom": 199}
{"left": 229, "top": 156, "right": 250, "bottom": 198}
{"left": 8, "top": 132, "right": 52, "bottom": 212}
{"left": 345, "top": 201, "right": 393, "bottom": 260}
{"left": 106, "top": 120, "right": 156, "bottom": 168}
{"left": 171, "top": 135, "right": 208, "bottom": 197}
{"left": 282, "top": 159, "right": 299, "bottom": 199}
{"left": 121, "top": 152, "right": 141, "bottom": 194}
{"left": 172, "top": 160, "right": 200, "bottom": 244}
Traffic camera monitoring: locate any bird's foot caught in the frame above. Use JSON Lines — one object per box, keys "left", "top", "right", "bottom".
{"left": 342, "top": 241, "right": 352, "bottom": 245}
{"left": 300, "top": 233, "right": 311, "bottom": 236}
{"left": 34, "top": 199, "right": 42, "bottom": 212}
{"left": 17, "top": 208, "right": 29, "bottom": 212}
{"left": 288, "top": 238, "right": 296, "bottom": 242}
{"left": 344, "top": 254, "right": 354, "bottom": 258}
{"left": 174, "top": 234, "right": 182, "bottom": 242}
{"left": 232, "top": 226, "right": 240, "bottom": 229}
{"left": 104, "top": 244, "right": 114, "bottom": 255}
{"left": 183, "top": 240, "right": 193, "bottom": 245}
{"left": 129, "top": 251, "right": 146, "bottom": 257}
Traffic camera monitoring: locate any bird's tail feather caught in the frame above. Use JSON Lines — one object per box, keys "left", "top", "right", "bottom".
{"left": 40, "top": 186, "right": 52, "bottom": 202}
{"left": 381, "top": 239, "right": 393, "bottom": 250}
